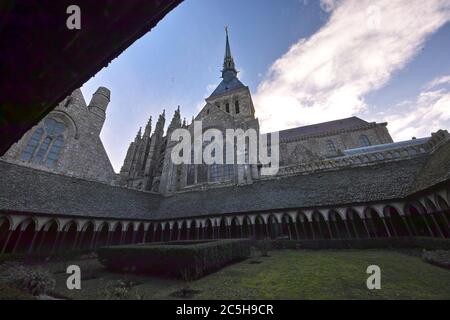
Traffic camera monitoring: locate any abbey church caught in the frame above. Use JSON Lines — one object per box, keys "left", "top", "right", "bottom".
{"left": 0, "top": 32, "right": 449, "bottom": 254}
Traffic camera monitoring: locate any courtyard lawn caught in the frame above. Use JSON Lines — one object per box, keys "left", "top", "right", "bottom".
{"left": 46, "top": 249, "right": 450, "bottom": 300}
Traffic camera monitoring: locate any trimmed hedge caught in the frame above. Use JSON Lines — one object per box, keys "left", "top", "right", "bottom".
{"left": 97, "top": 240, "right": 251, "bottom": 279}
{"left": 0, "top": 283, "right": 35, "bottom": 300}
{"left": 422, "top": 250, "right": 450, "bottom": 270}
{"left": 272, "top": 237, "right": 450, "bottom": 250}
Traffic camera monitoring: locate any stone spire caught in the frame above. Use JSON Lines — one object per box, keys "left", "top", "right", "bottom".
{"left": 168, "top": 106, "right": 182, "bottom": 133}
{"left": 222, "top": 27, "right": 238, "bottom": 80}
{"left": 154, "top": 110, "right": 166, "bottom": 135}
{"left": 135, "top": 127, "right": 142, "bottom": 141}
{"left": 144, "top": 116, "right": 152, "bottom": 137}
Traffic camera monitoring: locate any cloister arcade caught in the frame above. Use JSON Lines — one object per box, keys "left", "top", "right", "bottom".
{"left": 1, "top": 189, "right": 449, "bottom": 255}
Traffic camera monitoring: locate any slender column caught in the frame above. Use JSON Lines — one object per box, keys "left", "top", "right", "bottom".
{"left": 72, "top": 231, "right": 81, "bottom": 250}
{"left": 344, "top": 219, "right": 352, "bottom": 238}
{"left": 28, "top": 232, "right": 39, "bottom": 254}
{"left": 381, "top": 218, "right": 392, "bottom": 238}
{"left": 420, "top": 214, "right": 434, "bottom": 237}
{"left": 106, "top": 231, "right": 113, "bottom": 246}
{"left": 301, "top": 221, "right": 307, "bottom": 239}
{"left": 57, "top": 230, "right": 68, "bottom": 252}
{"left": 326, "top": 221, "right": 334, "bottom": 239}
{"left": 119, "top": 231, "right": 125, "bottom": 245}
{"left": 310, "top": 221, "right": 316, "bottom": 240}
{"left": 76, "top": 231, "right": 85, "bottom": 249}
{"left": 51, "top": 232, "right": 62, "bottom": 253}
{"left": 429, "top": 213, "right": 444, "bottom": 238}
{"left": 401, "top": 216, "right": 413, "bottom": 236}
{"left": 1, "top": 230, "right": 12, "bottom": 254}
{"left": 12, "top": 230, "right": 24, "bottom": 253}
{"left": 37, "top": 231, "right": 48, "bottom": 253}
{"left": 294, "top": 224, "right": 299, "bottom": 240}
{"left": 440, "top": 211, "right": 450, "bottom": 229}
{"left": 333, "top": 219, "right": 341, "bottom": 239}
{"left": 370, "top": 219, "right": 379, "bottom": 238}
{"left": 90, "top": 232, "right": 98, "bottom": 248}
{"left": 350, "top": 218, "right": 359, "bottom": 239}
{"left": 142, "top": 230, "right": 148, "bottom": 243}
{"left": 386, "top": 217, "right": 397, "bottom": 237}
{"left": 362, "top": 219, "right": 371, "bottom": 238}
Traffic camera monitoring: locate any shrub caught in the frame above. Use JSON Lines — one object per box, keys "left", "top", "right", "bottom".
{"left": 254, "top": 239, "right": 272, "bottom": 257}
{"left": 422, "top": 250, "right": 450, "bottom": 270}
{"left": 0, "top": 262, "right": 55, "bottom": 296}
{"left": 272, "top": 237, "right": 450, "bottom": 250}
{"left": 0, "top": 283, "right": 35, "bottom": 300}
{"left": 98, "top": 240, "right": 251, "bottom": 280}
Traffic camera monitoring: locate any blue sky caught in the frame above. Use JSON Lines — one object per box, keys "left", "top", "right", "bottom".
{"left": 82, "top": 0, "right": 450, "bottom": 172}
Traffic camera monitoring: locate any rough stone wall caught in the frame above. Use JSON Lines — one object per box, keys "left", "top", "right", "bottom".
{"left": 2, "top": 88, "right": 118, "bottom": 185}
{"left": 279, "top": 124, "right": 393, "bottom": 166}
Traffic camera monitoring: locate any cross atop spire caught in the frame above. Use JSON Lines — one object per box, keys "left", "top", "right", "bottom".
{"left": 222, "top": 26, "right": 237, "bottom": 81}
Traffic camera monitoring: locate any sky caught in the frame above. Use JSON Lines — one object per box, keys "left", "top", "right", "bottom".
{"left": 81, "top": 0, "right": 450, "bottom": 172}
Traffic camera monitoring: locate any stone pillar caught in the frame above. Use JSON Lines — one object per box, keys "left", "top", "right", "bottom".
{"left": 326, "top": 221, "right": 334, "bottom": 239}
{"left": 350, "top": 219, "right": 359, "bottom": 239}
{"left": 37, "top": 231, "right": 48, "bottom": 253}
{"left": 294, "top": 224, "right": 299, "bottom": 240}
{"left": 381, "top": 218, "right": 392, "bottom": 238}
{"left": 51, "top": 232, "right": 62, "bottom": 253}
{"left": 1, "top": 230, "right": 12, "bottom": 254}
{"left": 401, "top": 216, "right": 413, "bottom": 236}
{"left": 429, "top": 213, "right": 444, "bottom": 238}
{"left": 27, "top": 232, "right": 38, "bottom": 254}
{"left": 344, "top": 219, "right": 352, "bottom": 238}
{"left": 12, "top": 230, "right": 24, "bottom": 253}
{"left": 420, "top": 214, "right": 434, "bottom": 237}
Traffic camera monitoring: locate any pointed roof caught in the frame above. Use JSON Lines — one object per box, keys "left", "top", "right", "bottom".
{"left": 209, "top": 27, "right": 246, "bottom": 99}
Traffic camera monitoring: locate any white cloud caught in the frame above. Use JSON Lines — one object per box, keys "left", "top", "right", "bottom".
{"left": 424, "top": 75, "right": 450, "bottom": 90}
{"left": 385, "top": 76, "right": 450, "bottom": 140}
{"left": 254, "top": 0, "right": 450, "bottom": 133}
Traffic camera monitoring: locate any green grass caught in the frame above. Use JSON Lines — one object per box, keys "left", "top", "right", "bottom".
{"left": 7, "top": 249, "right": 450, "bottom": 300}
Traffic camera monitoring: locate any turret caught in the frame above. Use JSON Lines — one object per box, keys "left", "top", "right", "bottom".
{"left": 88, "top": 87, "right": 111, "bottom": 130}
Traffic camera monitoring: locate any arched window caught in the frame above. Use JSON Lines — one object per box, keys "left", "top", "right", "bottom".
{"left": 326, "top": 140, "right": 337, "bottom": 155}
{"left": 359, "top": 134, "right": 371, "bottom": 147}
{"left": 235, "top": 100, "right": 240, "bottom": 114}
{"left": 20, "top": 128, "right": 44, "bottom": 161}
{"left": 20, "top": 118, "right": 66, "bottom": 167}
{"left": 225, "top": 102, "right": 230, "bottom": 113}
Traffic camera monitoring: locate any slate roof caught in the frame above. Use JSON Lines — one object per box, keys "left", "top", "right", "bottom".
{"left": 209, "top": 77, "right": 246, "bottom": 98}
{"left": 0, "top": 154, "right": 432, "bottom": 221}
{"left": 278, "top": 117, "right": 370, "bottom": 141}
{"left": 0, "top": 160, "right": 161, "bottom": 221}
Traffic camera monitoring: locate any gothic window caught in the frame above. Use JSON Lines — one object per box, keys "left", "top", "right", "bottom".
{"left": 235, "top": 100, "right": 240, "bottom": 114}
{"left": 225, "top": 103, "right": 230, "bottom": 113}
{"left": 46, "top": 136, "right": 64, "bottom": 167}
{"left": 326, "top": 140, "right": 337, "bottom": 155}
{"left": 20, "top": 118, "right": 66, "bottom": 167}
{"left": 20, "top": 128, "right": 44, "bottom": 161}
{"left": 359, "top": 134, "right": 371, "bottom": 147}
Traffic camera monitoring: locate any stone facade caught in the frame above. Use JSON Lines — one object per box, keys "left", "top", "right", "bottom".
{"left": 1, "top": 87, "right": 117, "bottom": 185}
{"left": 119, "top": 31, "right": 395, "bottom": 194}
{"left": 1, "top": 31, "right": 450, "bottom": 256}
